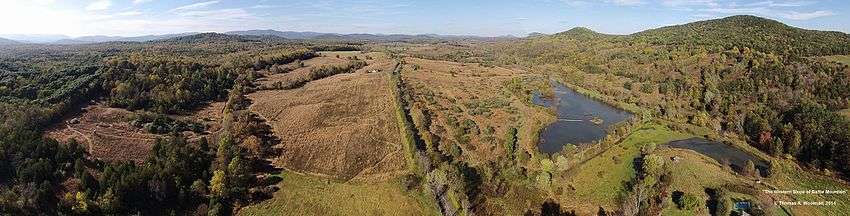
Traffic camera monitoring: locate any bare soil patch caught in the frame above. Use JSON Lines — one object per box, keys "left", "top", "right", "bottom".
{"left": 46, "top": 104, "right": 160, "bottom": 163}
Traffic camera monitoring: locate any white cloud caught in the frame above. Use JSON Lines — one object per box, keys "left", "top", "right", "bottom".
{"left": 559, "top": 0, "right": 643, "bottom": 7}
{"left": 250, "top": 5, "right": 282, "bottom": 9}
{"left": 662, "top": 0, "right": 833, "bottom": 21}
{"left": 780, "top": 10, "right": 835, "bottom": 20}
{"left": 177, "top": 8, "right": 254, "bottom": 20}
{"left": 85, "top": 0, "right": 111, "bottom": 11}
{"left": 117, "top": 11, "right": 143, "bottom": 16}
{"left": 608, "top": 0, "right": 643, "bottom": 6}
{"left": 560, "top": 0, "right": 589, "bottom": 7}
{"left": 133, "top": 0, "right": 153, "bottom": 4}
{"left": 32, "top": 0, "right": 55, "bottom": 5}
{"left": 661, "top": 0, "right": 718, "bottom": 8}
{"left": 169, "top": 1, "right": 220, "bottom": 13}
{"left": 745, "top": 1, "right": 813, "bottom": 7}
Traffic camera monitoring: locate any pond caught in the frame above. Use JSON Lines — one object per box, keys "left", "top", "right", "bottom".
{"left": 533, "top": 81, "right": 633, "bottom": 154}
{"left": 665, "top": 138, "right": 770, "bottom": 176}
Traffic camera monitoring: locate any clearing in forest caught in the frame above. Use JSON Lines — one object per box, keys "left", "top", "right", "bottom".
{"left": 255, "top": 51, "right": 393, "bottom": 89}
{"left": 248, "top": 54, "right": 403, "bottom": 181}
{"left": 45, "top": 104, "right": 160, "bottom": 163}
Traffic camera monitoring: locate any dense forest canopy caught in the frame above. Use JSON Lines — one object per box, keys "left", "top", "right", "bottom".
{"left": 0, "top": 33, "right": 347, "bottom": 214}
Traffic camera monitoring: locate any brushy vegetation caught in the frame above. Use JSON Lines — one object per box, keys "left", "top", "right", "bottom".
{"left": 388, "top": 63, "right": 421, "bottom": 174}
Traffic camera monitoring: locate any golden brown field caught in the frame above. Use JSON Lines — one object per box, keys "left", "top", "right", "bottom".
{"left": 248, "top": 52, "right": 405, "bottom": 181}
{"left": 399, "top": 57, "right": 553, "bottom": 164}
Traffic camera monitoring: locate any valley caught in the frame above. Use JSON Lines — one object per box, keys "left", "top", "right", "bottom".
{"left": 1, "top": 13, "right": 849, "bottom": 216}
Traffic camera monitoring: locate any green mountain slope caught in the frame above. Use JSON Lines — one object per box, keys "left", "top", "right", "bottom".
{"left": 631, "top": 15, "right": 850, "bottom": 56}
{"left": 554, "top": 27, "right": 615, "bottom": 40}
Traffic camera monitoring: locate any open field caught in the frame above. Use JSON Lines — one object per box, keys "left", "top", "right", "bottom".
{"left": 248, "top": 60, "right": 404, "bottom": 181}
{"left": 656, "top": 148, "right": 759, "bottom": 216}
{"left": 766, "top": 159, "right": 850, "bottom": 215}
{"left": 556, "top": 123, "right": 692, "bottom": 214}
{"left": 256, "top": 51, "right": 394, "bottom": 89}
{"left": 840, "top": 108, "right": 850, "bottom": 118}
{"left": 184, "top": 101, "right": 226, "bottom": 137}
{"left": 819, "top": 55, "right": 850, "bottom": 65}
{"left": 45, "top": 104, "right": 160, "bottom": 163}
{"left": 400, "top": 57, "right": 553, "bottom": 164}
{"left": 237, "top": 172, "right": 436, "bottom": 216}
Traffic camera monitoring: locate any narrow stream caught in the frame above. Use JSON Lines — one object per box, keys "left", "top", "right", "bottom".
{"left": 532, "top": 82, "right": 633, "bottom": 154}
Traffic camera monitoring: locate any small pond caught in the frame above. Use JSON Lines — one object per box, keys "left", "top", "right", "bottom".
{"left": 665, "top": 138, "right": 770, "bottom": 176}
{"left": 533, "top": 82, "right": 633, "bottom": 154}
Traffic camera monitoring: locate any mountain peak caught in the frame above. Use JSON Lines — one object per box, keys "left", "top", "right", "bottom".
{"left": 632, "top": 15, "right": 850, "bottom": 56}
{"left": 554, "top": 27, "right": 609, "bottom": 40}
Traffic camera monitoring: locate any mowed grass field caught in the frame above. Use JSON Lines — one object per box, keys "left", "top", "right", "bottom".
{"left": 237, "top": 172, "right": 437, "bottom": 216}
{"left": 557, "top": 123, "right": 693, "bottom": 214}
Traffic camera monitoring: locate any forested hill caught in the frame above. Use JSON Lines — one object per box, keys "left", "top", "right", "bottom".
{"left": 554, "top": 27, "right": 615, "bottom": 40}
{"left": 0, "top": 37, "right": 20, "bottom": 45}
{"left": 155, "top": 32, "right": 290, "bottom": 44}
{"left": 631, "top": 15, "right": 850, "bottom": 56}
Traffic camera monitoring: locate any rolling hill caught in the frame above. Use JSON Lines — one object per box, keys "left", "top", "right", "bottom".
{"left": 225, "top": 30, "right": 327, "bottom": 39}
{"left": 554, "top": 27, "right": 616, "bottom": 40}
{"left": 631, "top": 15, "right": 850, "bottom": 56}
{"left": 0, "top": 37, "right": 20, "bottom": 45}
{"left": 53, "top": 33, "right": 198, "bottom": 44}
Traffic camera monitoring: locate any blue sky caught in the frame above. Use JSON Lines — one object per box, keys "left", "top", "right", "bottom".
{"left": 0, "top": 0, "right": 847, "bottom": 37}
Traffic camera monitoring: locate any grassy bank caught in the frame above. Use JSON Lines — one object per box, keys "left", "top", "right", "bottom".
{"left": 557, "top": 122, "right": 693, "bottom": 213}
{"left": 387, "top": 62, "right": 421, "bottom": 174}
{"left": 238, "top": 172, "right": 436, "bottom": 216}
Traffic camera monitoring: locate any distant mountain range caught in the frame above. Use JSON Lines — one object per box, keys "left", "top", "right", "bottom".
{"left": 225, "top": 29, "right": 514, "bottom": 42}
{"left": 3, "top": 15, "right": 848, "bottom": 50}
{"left": 0, "top": 30, "right": 514, "bottom": 45}
{"left": 0, "top": 33, "right": 200, "bottom": 45}
{"left": 53, "top": 33, "right": 200, "bottom": 44}
{"left": 0, "top": 37, "right": 19, "bottom": 45}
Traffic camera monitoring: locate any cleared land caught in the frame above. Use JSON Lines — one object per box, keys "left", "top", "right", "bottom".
{"left": 556, "top": 123, "right": 692, "bottom": 214}
{"left": 766, "top": 159, "right": 850, "bottom": 215}
{"left": 820, "top": 55, "right": 850, "bottom": 65}
{"left": 184, "top": 102, "right": 226, "bottom": 140}
{"left": 46, "top": 104, "right": 160, "bottom": 163}
{"left": 241, "top": 52, "right": 438, "bottom": 215}
{"left": 400, "top": 57, "right": 552, "bottom": 164}
{"left": 256, "top": 51, "right": 393, "bottom": 89}
{"left": 248, "top": 52, "right": 404, "bottom": 181}
{"left": 840, "top": 109, "right": 850, "bottom": 118}
{"left": 237, "top": 172, "right": 435, "bottom": 216}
